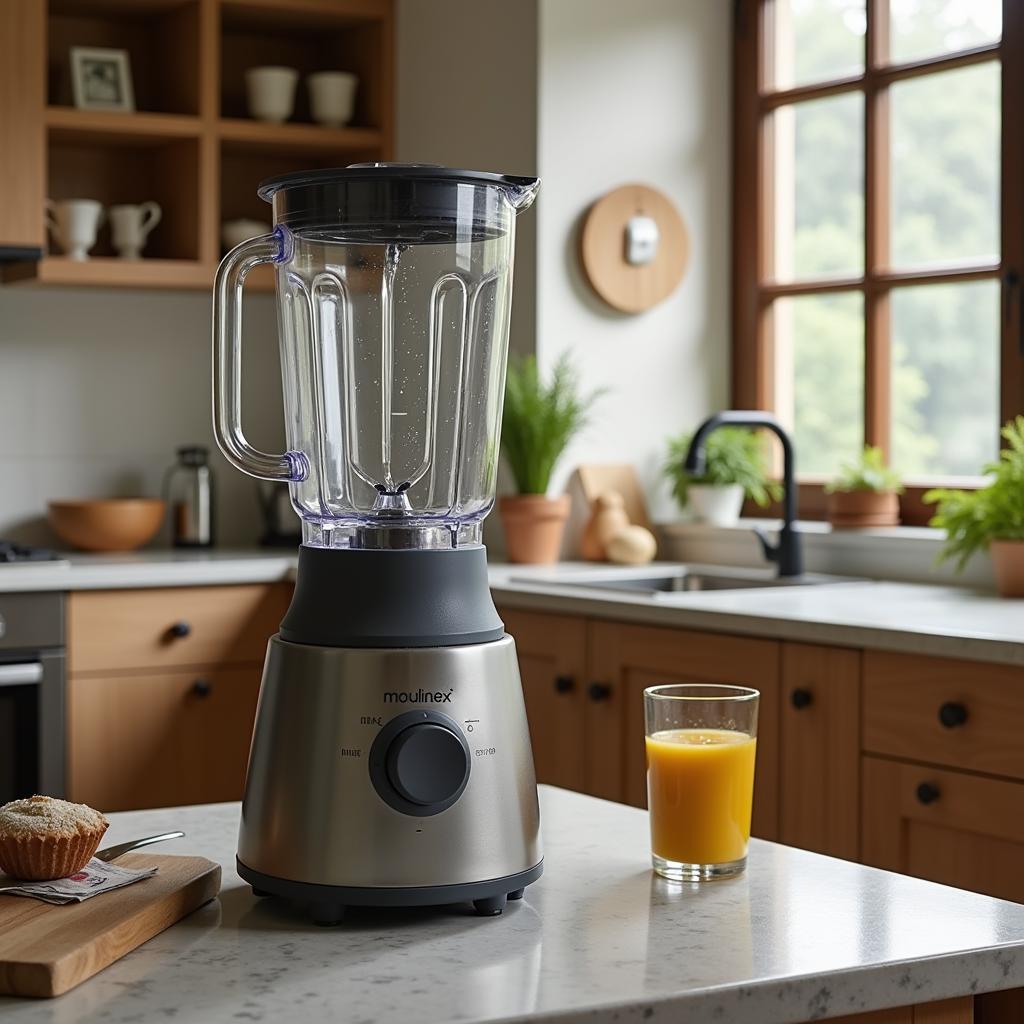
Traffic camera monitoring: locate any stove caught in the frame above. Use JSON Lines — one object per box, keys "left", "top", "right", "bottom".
{"left": 0, "top": 541, "right": 68, "bottom": 565}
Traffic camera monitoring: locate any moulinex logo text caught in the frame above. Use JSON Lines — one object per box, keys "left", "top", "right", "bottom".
{"left": 384, "top": 688, "right": 454, "bottom": 704}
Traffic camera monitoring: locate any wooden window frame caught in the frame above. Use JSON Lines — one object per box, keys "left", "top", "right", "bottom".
{"left": 733, "top": 0, "right": 1024, "bottom": 525}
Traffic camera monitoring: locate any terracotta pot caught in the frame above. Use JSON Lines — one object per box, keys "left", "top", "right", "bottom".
{"left": 990, "top": 539, "right": 1024, "bottom": 598}
{"left": 499, "top": 494, "right": 571, "bottom": 564}
{"left": 826, "top": 489, "right": 900, "bottom": 528}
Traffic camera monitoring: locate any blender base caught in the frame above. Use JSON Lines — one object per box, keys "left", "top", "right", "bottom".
{"left": 237, "top": 857, "right": 543, "bottom": 923}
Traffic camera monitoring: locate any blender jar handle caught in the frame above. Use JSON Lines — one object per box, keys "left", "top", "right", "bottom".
{"left": 213, "top": 230, "right": 307, "bottom": 482}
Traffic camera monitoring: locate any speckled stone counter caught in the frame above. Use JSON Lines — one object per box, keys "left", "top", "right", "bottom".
{"left": 3, "top": 554, "right": 1024, "bottom": 664}
{"left": 5, "top": 786, "right": 1024, "bottom": 1024}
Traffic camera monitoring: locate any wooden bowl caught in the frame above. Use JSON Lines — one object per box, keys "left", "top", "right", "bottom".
{"left": 47, "top": 499, "right": 166, "bottom": 552}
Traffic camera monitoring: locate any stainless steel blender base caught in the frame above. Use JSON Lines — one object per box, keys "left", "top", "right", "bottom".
{"left": 237, "top": 633, "right": 543, "bottom": 919}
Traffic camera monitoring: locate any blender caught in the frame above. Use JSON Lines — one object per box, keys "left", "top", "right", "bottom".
{"left": 212, "top": 164, "right": 542, "bottom": 922}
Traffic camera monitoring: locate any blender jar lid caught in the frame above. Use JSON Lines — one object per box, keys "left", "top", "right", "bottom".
{"left": 256, "top": 163, "right": 539, "bottom": 243}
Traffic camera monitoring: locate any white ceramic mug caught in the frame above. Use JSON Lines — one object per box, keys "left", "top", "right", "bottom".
{"left": 109, "top": 202, "right": 162, "bottom": 260}
{"left": 222, "top": 218, "right": 272, "bottom": 253}
{"left": 308, "top": 71, "right": 358, "bottom": 128}
{"left": 245, "top": 66, "right": 299, "bottom": 123}
{"left": 45, "top": 199, "right": 104, "bottom": 261}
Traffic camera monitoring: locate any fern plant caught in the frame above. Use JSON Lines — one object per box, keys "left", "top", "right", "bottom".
{"left": 825, "top": 446, "right": 904, "bottom": 494}
{"left": 500, "top": 354, "right": 600, "bottom": 495}
{"left": 926, "top": 416, "right": 1024, "bottom": 571}
{"left": 663, "top": 428, "right": 781, "bottom": 508}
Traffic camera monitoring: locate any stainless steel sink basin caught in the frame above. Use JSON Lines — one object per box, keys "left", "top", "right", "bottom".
{"left": 511, "top": 564, "right": 860, "bottom": 597}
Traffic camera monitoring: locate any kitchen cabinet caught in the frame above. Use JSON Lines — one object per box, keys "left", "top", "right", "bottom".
{"left": 589, "top": 620, "right": 780, "bottom": 840}
{"left": 862, "top": 756, "right": 1024, "bottom": 905}
{"left": 0, "top": 0, "right": 393, "bottom": 289}
{"left": 67, "top": 582, "right": 291, "bottom": 810}
{"left": 499, "top": 609, "right": 780, "bottom": 840}
{"left": 501, "top": 602, "right": 1024, "bottom": 899}
{"left": 68, "top": 584, "right": 290, "bottom": 674}
{"left": 863, "top": 651, "right": 1024, "bottom": 780}
{"left": 0, "top": 0, "right": 45, "bottom": 258}
{"left": 69, "top": 666, "right": 260, "bottom": 811}
{"left": 501, "top": 608, "right": 587, "bottom": 792}
{"left": 779, "top": 642, "right": 860, "bottom": 859}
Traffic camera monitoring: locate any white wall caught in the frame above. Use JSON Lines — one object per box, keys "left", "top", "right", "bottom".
{"left": 536, "top": 0, "right": 731, "bottom": 522}
{"left": 0, "top": 288, "right": 283, "bottom": 547}
{"left": 395, "top": 0, "right": 538, "bottom": 359}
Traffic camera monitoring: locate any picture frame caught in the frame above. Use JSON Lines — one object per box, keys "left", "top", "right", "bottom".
{"left": 70, "top": 47, "right": 135, "bottom": 112}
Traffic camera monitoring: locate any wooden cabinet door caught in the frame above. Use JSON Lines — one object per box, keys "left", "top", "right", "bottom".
{"left": 862, "top": 756, "right": 1024, "bottom": 904}
{"left": 69, "top": 584, "right": 292, "bottom": 674}
{"left": 0, "top": 0, "right": 44, "bottom": 253}
{"left": 69, "top": 666, "right": 261, "bottom": 811}
{"left": 779, "top": 642, "right": 861, "bottom": 859}
{"left": 499, "top": 608, "right": 588, "bottom": 792}
{"left": 587, "top": 621, "right": 780, "bottom": 838}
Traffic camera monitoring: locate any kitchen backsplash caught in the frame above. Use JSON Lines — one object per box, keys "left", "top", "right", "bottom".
{"left": 0, "top": 286, "right": 285, "bottom": 547}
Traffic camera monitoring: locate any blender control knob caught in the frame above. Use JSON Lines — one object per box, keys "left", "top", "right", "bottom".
{"left": 386, "top": 723, "right": 470, "bottom": 807}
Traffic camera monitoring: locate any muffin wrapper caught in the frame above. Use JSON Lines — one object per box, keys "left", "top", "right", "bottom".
{"left": 0, "top": 824, "right": 108, "bottom": 881}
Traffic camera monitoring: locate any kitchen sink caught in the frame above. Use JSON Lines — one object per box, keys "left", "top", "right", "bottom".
{"left": 511, "top": 564, "right": 861, "bottom": 596}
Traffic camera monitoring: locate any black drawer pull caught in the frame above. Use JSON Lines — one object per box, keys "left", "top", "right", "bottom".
{"left": 192, "top": 679, "right": 212, "bottom": 698}
{"left": 938, "top": 702, "right": 968, "bottom": 729}
{"left": 588, "top": 682, "right": 612, "bottom": 702}
{"left": 916, "top": 782, "right": 940, "bottom": 806}
{"left": 169, "top": 621, "right": 192, "bottom": 639}
{"left": 554, "top": 675, "right": 575, "bottom": 694}
{"left": 791, "top": 687, "right": 813, "bottom": 710}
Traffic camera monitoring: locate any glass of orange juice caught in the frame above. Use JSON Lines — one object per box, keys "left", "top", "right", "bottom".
{"left": 644, "top": 684, "right": 759, "bottom": 882}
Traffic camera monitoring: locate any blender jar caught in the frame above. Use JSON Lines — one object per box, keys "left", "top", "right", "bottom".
{"left": 213, "top": 164, "right": 539, "bottom": 550}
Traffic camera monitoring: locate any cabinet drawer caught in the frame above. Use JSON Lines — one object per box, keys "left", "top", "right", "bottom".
{"left": 863, "top": 651, "right": 1024, "bottom": 780}
{"left": 69, "top": 666, "right": 261, "bottom": 811}
{"left": 69, "top": 584, "right": 292, "bottom": 674}
{"left": 862, "top": 755, "right": 1024, "bottom": 903}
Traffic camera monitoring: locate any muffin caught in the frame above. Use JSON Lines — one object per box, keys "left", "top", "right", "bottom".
{"left": 0, "top": 795, "right": 109, "bottom": 880}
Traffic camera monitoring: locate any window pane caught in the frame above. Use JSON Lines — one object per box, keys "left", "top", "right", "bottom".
{"left": 772, "top": 0, "right": 866, "bottom": 90}
{"left": 890, "top": 62, "right": 1000, "bottom": 269}
{"left": 774, "top": 292, "right": 864, "bottom": 476}
{"left": 889, "top": 0, "right": 1001, "bottom": 65}
{"left": 890, "top": 280, "right": 999, "bottom": 478}
{"left": 774, "top": 93, "right": 864, "bottom": 282}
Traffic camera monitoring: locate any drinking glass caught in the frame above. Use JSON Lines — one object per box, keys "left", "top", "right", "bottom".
{"left": 644, "top": 684, "right": 759, "bottom": 881}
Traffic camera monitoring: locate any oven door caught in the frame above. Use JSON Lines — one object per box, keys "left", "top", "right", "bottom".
{"left": 0, "top": 651, "right": 65, "bottom": 802}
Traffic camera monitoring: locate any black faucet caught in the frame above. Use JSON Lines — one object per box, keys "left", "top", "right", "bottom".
{"left": 683, "top": 410, "right": 803, "bottom": 577}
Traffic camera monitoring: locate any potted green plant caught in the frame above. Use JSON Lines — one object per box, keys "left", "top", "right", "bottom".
{"left": 663, "top": 427, "right": 780, "bottom": 526}
{"left": 926, "top": 416, "right": 1024, "bottom": 597}
{"left": 825, "top": 446, "right": 903, "bottom": 528}
{"left": 499, "top": 354, "right": 599, "bottom": 563}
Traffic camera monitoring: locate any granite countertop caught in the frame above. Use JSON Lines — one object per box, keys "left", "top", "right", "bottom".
{"left": 0, "top": 549, "right": 297, "bottom": 592}
{"left": 491, "top": 563, "right": 1024, "bottom": 667}
{"left": 5, "top": 786, "right": 1024, "bottom": 1024}
{"left": 2, "top": 550, "right": 1024, "bottom": 665}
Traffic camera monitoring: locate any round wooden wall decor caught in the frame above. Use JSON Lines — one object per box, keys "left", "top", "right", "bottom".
{"left": 580, "top": 184, "right": 689, "bottom": 313}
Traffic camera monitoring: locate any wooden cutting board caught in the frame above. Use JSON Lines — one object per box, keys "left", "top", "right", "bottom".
{"left": 0, "top": 853, "right": 221, "bottom": 998}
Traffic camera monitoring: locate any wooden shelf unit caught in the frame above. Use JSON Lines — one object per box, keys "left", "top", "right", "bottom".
{"left": 0, "top": 0, "right": 393, "bottom": 289}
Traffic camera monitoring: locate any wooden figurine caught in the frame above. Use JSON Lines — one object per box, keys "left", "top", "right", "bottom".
{"left": 580, "top": 492, "right": 630, "bottom": 561}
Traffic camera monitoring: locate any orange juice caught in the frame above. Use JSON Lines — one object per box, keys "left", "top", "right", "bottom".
{"left": 646, "top": 728, "right": 757, "bottom": 866}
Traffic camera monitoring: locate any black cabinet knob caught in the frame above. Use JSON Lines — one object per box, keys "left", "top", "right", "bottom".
{"left": 169, "top": 621, "right": 192, "bottom": 639}
{"left": 192, "top": 679, "right": 212, "bottom": 698}
{"left": 554, "top": 675, "right": 575, "bottom": 694}
{"left": 588, "top": 682, "right": 612, "bottom": 702}
{"left": 791, "top": 687, "right": 813, "bottom": 710}
{"left": 916, "top": 782, "right": 940, "bottom": 805}
{"left": 938, "top": 701, "right": 968, "bottom": 729}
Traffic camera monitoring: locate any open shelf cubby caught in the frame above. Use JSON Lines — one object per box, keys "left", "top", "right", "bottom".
{"left": 47, "top": 0, "right": 201, "bottom": 116}
{"left": 0, "top": 0, "right": 393, "bottom": 290}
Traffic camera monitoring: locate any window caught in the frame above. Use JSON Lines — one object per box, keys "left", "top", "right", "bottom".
{"left": 733, "top": 0, "right": 1022, "bottom": 523}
